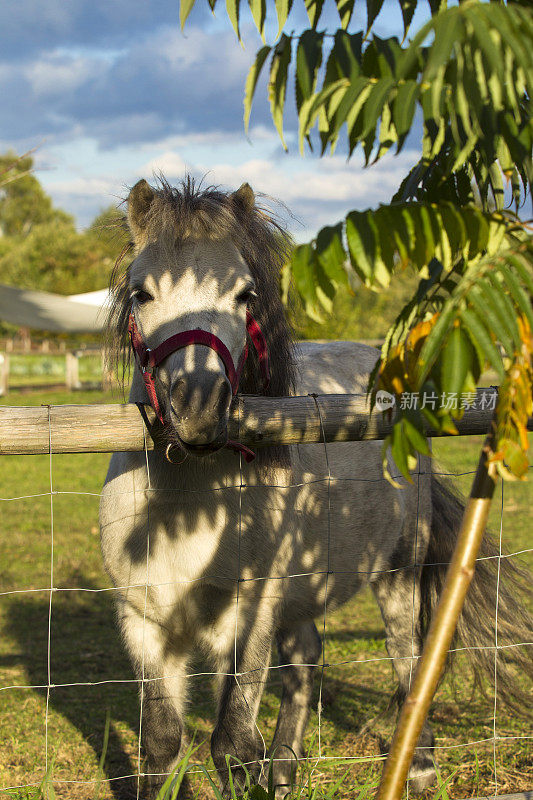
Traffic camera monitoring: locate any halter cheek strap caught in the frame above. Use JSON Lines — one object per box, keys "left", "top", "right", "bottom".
{"left": 128, "top": 310, "right": 270, "bottom": 462}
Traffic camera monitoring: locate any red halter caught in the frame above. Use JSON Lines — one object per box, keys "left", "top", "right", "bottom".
{"left": 128, "top": 310, "right": 270, "bottom": 462}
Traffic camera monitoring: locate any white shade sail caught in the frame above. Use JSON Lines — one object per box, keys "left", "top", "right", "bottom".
{"left": 0, "top": 284, "right": 107, "bottom": 333}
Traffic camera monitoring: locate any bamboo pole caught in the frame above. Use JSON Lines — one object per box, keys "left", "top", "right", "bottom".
{"left": 376, "top": 426, "right": 498, "bottom": 800}
{"left": 0, "top": 389, "right": 525, "bottom": 455}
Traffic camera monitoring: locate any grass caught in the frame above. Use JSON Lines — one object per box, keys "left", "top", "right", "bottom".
{"left": 5, "top": 355, "right": 103, "bottom": 389}
{"left": 0, "top": 388, "right": 531, "bottom": 800}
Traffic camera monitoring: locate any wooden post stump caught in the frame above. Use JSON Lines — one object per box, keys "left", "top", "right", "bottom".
{"left": 0, "top": 354, "right": 9, "bottom": 396}
{"left": 65, "top": 352, "right": 81, "bottom": 391}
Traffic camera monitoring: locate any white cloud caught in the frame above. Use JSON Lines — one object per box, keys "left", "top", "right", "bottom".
{"left": 123, "top": 146, "right": 420, "bottom": 238}
{"left": 26, "top": 52, "right": 103, "bottom": 95}
{"left": 47, "top": 176, "right": 119, "bottom": 197}
{"left": 139, "top": 151, "right": 188, "bottom": 177}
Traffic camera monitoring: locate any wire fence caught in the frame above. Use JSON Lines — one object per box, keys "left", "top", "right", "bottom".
{"left": 0, "top": 398, "right": 531, "bottom": 800}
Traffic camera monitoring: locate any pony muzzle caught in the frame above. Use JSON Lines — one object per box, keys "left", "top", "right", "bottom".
{"left": 168, "top": 372, "right": 232, "bottom": 453}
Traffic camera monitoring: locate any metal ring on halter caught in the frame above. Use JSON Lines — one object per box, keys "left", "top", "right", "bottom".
{"left": 165, "top": 442, "right": 189, "bottom": 464}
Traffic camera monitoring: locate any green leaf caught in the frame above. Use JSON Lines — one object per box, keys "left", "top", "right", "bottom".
{"left": 424, "top": 9, "right": 463, "bottom": 82}
{"left": 226, "top": 0, "right": 241, "bottom": 41}
{"left": 249, "top": 784, "right": 269, "bottom": 799}
{"left": 399, "top": 0, "right": 417, "bottom": 38}
{"left": 403, "top": 416, "right": 432, "bottom": 456}
{"left": 244, "top": 45, "right": 271, "bottom": 132}
{"left": 393, "top": 80, "right": 419, "bottom": 148}
{"left": 428, "top": 0, "right": 443, "bottom": 14}
{"left": 315, "top": 260, "right": 336, "bottom": 313}
{"left": 508, "top": 253, "right": 533, "bottom": 297}
{"left": 268, "top": 34, "right": 292, "bottom": 149}
{"left": 304, "top": 0, "right": 325, "bottom": 28}
{"left": 440, "top": 202, "right": 467, "bottom": 258}
{"left": 465, "top": 8, "right": 504, "bottom": 82}
{"left": 248, "top": 0, "right": 266, "bottom": 39}
{"left": 337, "top": 0, "right": 356, "bottom": 29}
{"left": 275, "top": 0, "right": 293, "bottom": 38}
{"left": 291, "top": 243, "right": 323, "bottom": 322}
{"left": 497, "top": 261, "right": 533, "bottom": 333}
{"left": 469, "top": 281, "right": 515, "bottom": 358}
{"left": 463, "top": 208, "right": 489, "bottom": 258}
{"left": 486, "top": 271, "right": 521, "bottom": 347}
{"left": 366, "top": 0, "right": 385, "bottom": 33}
{"left": 299, "top": 78, "right": 349, "bottom": 153}
{"left": 375, "top": 101, "right": 397, "bottom": 161}
{"left": 295, "top": 30, "right": 324, "bottom": 118}
{"left": 334, "top": 30, "right": 363, "bottom": 81}
{"left": 488, "top": 162, "right": 504, "bottom": 211}
{"left": 417, "top": 302, "right": 458, "bottom": 384}
{"left": 362, "top": 77, "right": 395, "bottom": 140}
{"left": 342, "top": 78, "right": 373, "bottom": 148}
{"left": 345, "top": 211, "right": 375, "bottom": 285}
{"left": 460, "top": 307, "right": 505, "bottom": 379}
{"left": 316, "top": 223, "right": 348, "bottom": 285}
{"left": 440, "top": 324, "right": 474, "bottom": 398}
{"left": 180, "top": 0, "right": 196, "bottom": 30}
{"left": 391, "top": 421, "right": 413, "bottom": 483}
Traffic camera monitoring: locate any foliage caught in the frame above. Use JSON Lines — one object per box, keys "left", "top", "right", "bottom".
{"left": 0, "top": 151, "right": 72, "bottom": 237}
{"left": 154, "top": 737, "right": 373, "bottom": 800}
{"left": 0, "top": 152, "right": 129, "bottom": 299}
{"left": 181, "top": 0, "right": 533, "bottom": 482}
{"left": 290, "top": 268, "right": 419, "bottom": 340}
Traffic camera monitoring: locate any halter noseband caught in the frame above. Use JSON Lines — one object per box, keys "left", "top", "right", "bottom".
{"left": 128, "top": 310, "right": 270, "bottom": 462}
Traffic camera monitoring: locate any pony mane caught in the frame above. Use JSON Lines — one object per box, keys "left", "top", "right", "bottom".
{"left": 106, "top": 176, "right": 296, "bottom": 403}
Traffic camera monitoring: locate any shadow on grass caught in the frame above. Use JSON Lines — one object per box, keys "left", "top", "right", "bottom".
{"left": 1, "top": 582, "right": 395, "bottom": 799}
{"left": 1, "top": 580, "right": 139, "bottom": 799}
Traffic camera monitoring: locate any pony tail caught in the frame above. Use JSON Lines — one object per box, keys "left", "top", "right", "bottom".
{"left": 421, "top": 475, "right": 533, "bottom": 715}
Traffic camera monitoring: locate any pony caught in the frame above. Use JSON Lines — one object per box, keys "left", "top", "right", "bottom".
{"left": 100, "top": 177, "right": 532, "bottom": 799}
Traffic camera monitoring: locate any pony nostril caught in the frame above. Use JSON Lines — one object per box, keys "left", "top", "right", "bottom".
{"left": 214, "top": 376, "right": 232, "bottom": 414}
{"left": 169, "top": 374, "right": 231, "bottom": 427}
{"left": 170, "top": 377, "right": 188, "bottom": 417}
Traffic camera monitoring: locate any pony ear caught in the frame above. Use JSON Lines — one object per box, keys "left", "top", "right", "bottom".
{"left": 231, "top": 182, "right": 255, "bottom": 213}
{"left": 128, "top": 179, "right": 155, "bottom": 244}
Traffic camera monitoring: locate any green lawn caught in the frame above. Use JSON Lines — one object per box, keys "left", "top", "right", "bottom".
{"left": 5, "top": 355, "right": 103, "bottom": 389}
{"left": 0, "top": 389, "right": 531, "bottom": 800}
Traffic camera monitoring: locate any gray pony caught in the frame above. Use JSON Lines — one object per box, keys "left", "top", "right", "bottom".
{"left": 100, "top": 177, "right": 532, "bottom": 798}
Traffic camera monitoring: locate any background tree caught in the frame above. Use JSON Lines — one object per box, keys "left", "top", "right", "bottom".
{"left": 0, "top": 153, "right": 129, "bottom": 297}
{"left": 0, "top": 151, "right": 71, "bottom": 237}
{"left": 0, "top": 152, "right": 129, "bottom": 339}
{"left": 182, "top": 0, "right": 533, "bottom": 483}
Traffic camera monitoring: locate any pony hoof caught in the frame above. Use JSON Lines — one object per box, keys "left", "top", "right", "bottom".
{"left": 407, "top": 764, "right": 437, "bottom": 793}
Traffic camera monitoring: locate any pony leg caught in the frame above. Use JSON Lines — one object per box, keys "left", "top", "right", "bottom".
{"left": 211, "top": 617, "right": 274, "bottom": 796}
{"left": 119, "top": 601, "right": 190, "bottom": 799}
{"left": 371, "top": 567, "right": 437, "bottom": 792}
{"left": 268, "top": 622, "right": 322, "bottom": 795}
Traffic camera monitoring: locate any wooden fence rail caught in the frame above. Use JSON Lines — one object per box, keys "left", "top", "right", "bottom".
{"left": 0, "top": 388, "right": 527, "bottom": 455}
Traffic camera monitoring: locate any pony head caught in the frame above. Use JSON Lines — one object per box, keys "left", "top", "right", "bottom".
{"left": 107, "top": 176, "right": 295, "bottom": 457}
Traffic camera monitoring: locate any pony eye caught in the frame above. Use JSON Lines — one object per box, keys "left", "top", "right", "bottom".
{"left": 236, "top": 287, "right": 257, "bottom": 304}
{"left": 132, "top": 289, "right": 153, "bottom": 305}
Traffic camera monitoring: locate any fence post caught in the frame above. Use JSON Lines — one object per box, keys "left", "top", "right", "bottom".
{"left": 0, "top": 354, "right": 9, "bottom": 396}
{"left": 65, "top": 352, "right": 81, "bottom": 391}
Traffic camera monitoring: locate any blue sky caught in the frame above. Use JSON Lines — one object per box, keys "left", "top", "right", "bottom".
{"left": 0, "top": 0, "right": 427, "bottom": 239}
